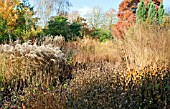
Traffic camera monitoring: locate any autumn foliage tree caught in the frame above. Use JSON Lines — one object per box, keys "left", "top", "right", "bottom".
{"left": 0, "top": 0, "right": 19, "bottom": 31}
{"left": 14, "top": 0, "right": 37, "bottom": 41}
{"left": 0, "top": 0, "right": 19, "bottom": 42}
{"left": 67, "top": 11, "right": 91, "bottom": 37}
{"left": 112, "top": 0, "right": 162, "bottom": 39}
{"left": 0, "top": 0, "right": 38, "bottom": 43}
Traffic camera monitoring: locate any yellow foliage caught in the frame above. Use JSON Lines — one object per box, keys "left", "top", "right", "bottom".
{"left": 0, "top": 0, "right": 19, "bottom": 30}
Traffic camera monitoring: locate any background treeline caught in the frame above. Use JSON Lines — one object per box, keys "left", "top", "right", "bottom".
{"left": 0, "top": 0, "right": 117, "bottom": 43}
{"left": 0, "top": 0, "right": 169, "bottom": 43}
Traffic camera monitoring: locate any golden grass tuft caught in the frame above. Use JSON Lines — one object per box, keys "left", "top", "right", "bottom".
{"left": 69, "top": 37, "right": 120, "bottom": 64}
{"left": 119, "top": 23, "right": 170, "bottom": 70}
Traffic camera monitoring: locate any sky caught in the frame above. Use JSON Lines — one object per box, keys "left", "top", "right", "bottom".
{"left": 29, "top": 0, "right": 170, "bottom": 17}
{"left": 69, "top": 0, "right": 170, "bottom": 17}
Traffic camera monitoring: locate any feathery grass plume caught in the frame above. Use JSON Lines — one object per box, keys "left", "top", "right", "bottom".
{"left": 0, "top": 38, "right": 69, "bottom": 88}
{"left": 0, "top": 37, "right": 73, "bottom": 108}
{"left": 42, "top": 35, "right": 64, "bottom": 47}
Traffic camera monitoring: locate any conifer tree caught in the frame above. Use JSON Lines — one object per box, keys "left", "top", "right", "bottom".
{"left": 158, "top": 2, "right": 164, "bottom": 23}
{"left": 136, "top": 0, "right": 147, "bottom": 23}
{"left": 148, "top": 1, "right": 157, "bottom": 23}
{"left": 148, "top": 0, "right": 153, "bottom": 9}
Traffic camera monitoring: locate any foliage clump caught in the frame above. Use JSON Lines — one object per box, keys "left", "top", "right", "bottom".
{"left": 0, "top": 0, "right": 38, "bottom": 43}
{"left": 43, "top": 16, "right": 81, "bottom": 41}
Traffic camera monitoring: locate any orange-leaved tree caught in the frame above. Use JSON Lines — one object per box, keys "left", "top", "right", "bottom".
{"left": 112, "top": 0, "right": 162, "bottom": 39}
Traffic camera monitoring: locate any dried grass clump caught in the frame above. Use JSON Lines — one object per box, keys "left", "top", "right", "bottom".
{"left": 0, "top": 38, "right": 73, "bottom": 108}
{"left": 70, "top": 37, "right": 119, "bottom": 64}
{"left": 0, "top": 40, "right": 65, "bottom": 81}
{"left": 119, "top": 24, "right": 170, "bottom": 70}
{"left": 0, "top": 38, "right": 73, "bottom": 99}
{"left": 41, "top": 35, "right": 64, "bottom": 47}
